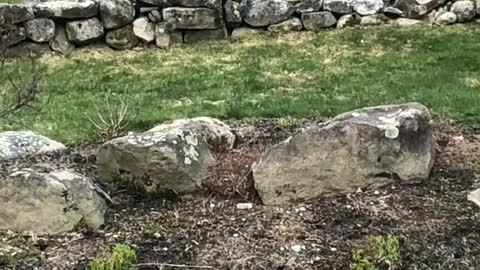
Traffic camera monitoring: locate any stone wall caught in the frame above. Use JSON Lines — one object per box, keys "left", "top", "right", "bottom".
{"left": 0, "top": 0, "right": 478, "bottom": 55}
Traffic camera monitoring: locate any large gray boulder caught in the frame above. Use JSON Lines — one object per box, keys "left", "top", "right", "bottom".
{"left": 184, "top": 28, "right": 227, "bottom": 43}
{"left": 323, "top": 0, "right": 353, "bottom": 14}
{"left": 24, "top": 18, "right": 55, "bottom": 43}
{"left": 33, "top": 0, "right": 98, "bottom": 19}
{"left": 162, "top": 7, "right": 223, "bottom": 29}
{"left": 139, "top": 0, "right": 222, "bottom": 9}
{"left": 241, "top": 0, "right": 294, "bottom": 27}
{"left": 105, "top": 25, "right": 138, "bottom": 50}
{"left": 301, "top": 11, "right": 337, "bottom": 30}
{"left": 97, "top": 117, "right": 235, "bottom": 195}
{"left": 450, "top": 0, "right": 475, "bottom": 22}
{"left": 352, "top": 0, "right": 383, "bottom": 15}
{"left": 1, "top": 24, "right": 26, "bottom": 47}
{"left": 99, "top": 0, "right": 135, "bottom": 30}
{"left": 0, "top": 131, "right": 65, "bottom": 161}
{"left": 49, "top": 24, "right": 76, "bottom": 54}
{"left": 66, "top": 17, "right": 105, "bottom": 44}
{"left": 268, "top": 18, "right": 303, "bottom": 32}
{"left": 253, "top": 103, "right": 435, "bottom": 205}
{"left": 0, "top": 170, "right": 109, "bottom": 234}
{"left": 133, "top": 17, "right": 155, "bottom": 42}
{"left": 0, "top": 4, "right": 34, "bottom": 24}
{"left": 224, "top": 0, "right": 242, "bottom": 28}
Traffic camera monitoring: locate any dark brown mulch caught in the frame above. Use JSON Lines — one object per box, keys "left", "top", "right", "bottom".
{"left": 1, "top": 118, "right": 480, "bottom": 270}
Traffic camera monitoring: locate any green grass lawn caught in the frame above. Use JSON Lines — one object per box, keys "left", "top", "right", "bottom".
{"left": 0, "top": 0, "right": 24, "bottom": 3}
{"left": 1, "top": 24, "right": 480, "bottom": 144}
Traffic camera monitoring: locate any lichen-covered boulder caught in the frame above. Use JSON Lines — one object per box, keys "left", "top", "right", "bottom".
{"left": 268, "top": 18, "right": 303, "bottom": 32}
{"left": 184, "top": 28, "right": 227, "bottom": 43}
{"left": 241, "top": 0, "right": 294, "bottom": 27}
{"left": 1, "top": 24, "right": 26, "bottom": 47}
{"left": 133, "top": 17, "right": 155, "bottom": 42}
{"left": 106, "top": 25, "right": 138, "bottom": 50}
{"left": 0, "top": 170, "right": 109, "bottom": 234}
{"left": 0, "top": 4, "right": 34, "bottom": 24}
{"left": 224, "top": 0, "right": 242, "bottom": 28}
{"left": 294, "top": 0, "right": 323, "bottom": 13}
{"left": 97, "top": 117, "right": 235, "bottom": 195}
{"left": 162, "top": 7, "right": 223, "bottom": 29}
{"left": 33, "top": 0, "right": 98, "bottom": 19}
{"left": 323, "top": 0, "right": 353, "bottom": 14}
{"left": 66, "top": 17, "right": 105, "bottom": 44}
{"left": 49, "top": 24, "right": 75, "bottom": 54}
{"left": 24, "top": 18, "right": 55, "bottom": 43}
{"left": 450, "top": 0, "right": 475, "bottom": 22}
{"left": 301, "top": 11, "right": 337, "bottom": 30}
{"left": 0, "top": 131, "right": 65, "bottom": 161}
{"left": 99, "top": 0, "right": 135, "bottom": 30}
{"left": 253, "top": 103, "right": 435, "bottom": 205}
{"left": 352, "top": 0, "right": 383, "bottom": 15}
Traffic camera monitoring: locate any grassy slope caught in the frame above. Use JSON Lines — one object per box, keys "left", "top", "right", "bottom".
{"left": 1, "top": 24, "right": 480, "bottom": 143}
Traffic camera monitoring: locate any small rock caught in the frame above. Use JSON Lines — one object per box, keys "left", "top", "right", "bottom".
{"left": 149, "top": 9, "right": 163, "bottom": 23}
{"left": 105, "top": 25, "right": 138, "bottom": 50}
{"left": 384, "top": 6, "right": 404, "bottom": 16}
{"left": 450, "top": 0, "right": 475, "bottom": 22}
{"left": 352, "top": 0, "right": 384, "bottom": 15}
{"left": 241, "top": 0, "right": 294, "bottom": 27}
{"left": 468, "top": 189, "right": 480, "bottom": 208}
{"left": 435, "top": 11, "right": 457, "bottom": 24}
{"left": 0, "top": 131, "right": 65, "bottom": 160}
{"left": 49, "top": 24, "right": 75, "bottom": 55}
{"left": 268, "top": 18, "right": 303, "bottom": 32}
{"left": 337, "top": 14, "right": 360, "bottom": 28}
{"left": 24, "top": 18, "right": 55, "bottom": 43}
{"left": 66, "top": 17, "right": 104, "bottom": 45}
{"left": 323, "top": 0, "right": 353, "bottom": 14}
{"left": 301, "top": 11, "right": 337, "bottom": 30}
{"left": 236, "top": 203, "right": 253, "bottom": 210}
{"left": 291, "top": 245, "right": 303, "bottom": 252}
{"left": 133, "top": 17, "right": 155, "bottom": 43}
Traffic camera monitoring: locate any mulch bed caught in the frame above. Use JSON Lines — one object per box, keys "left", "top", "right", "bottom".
{"left": 1, "top": 118, "right": 479, "bottom": 270}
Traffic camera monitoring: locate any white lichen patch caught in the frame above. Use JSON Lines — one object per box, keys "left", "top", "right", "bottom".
{"left": 385, "top": 125, "right": 400, "bottom": 139}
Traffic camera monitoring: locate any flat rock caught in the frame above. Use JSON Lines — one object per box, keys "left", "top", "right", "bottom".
{"left": 294, "top": 0, "right": 323, "bottom": 13}
{"left": 33, "top": 0, "right": 98, "bottom": 19}
{"left": 268, "top": 17, "right": 303, "bottom": 32}
{"left": 162, "top": 7, "right": 223, "bottom": 29}
{"left": 184, "top": 28, "right": 227, "bottom": 43}
{"left": 241, "top": 0, "right": 294, "bottom": 27}
{"left": 105, "top": 25, "right": 138, "bottom": 50}
{"left": 450, "top": 0, "right": 475, "bottom": 22}
{"left": 323, "top": 0, "right": 353, "bottom": 14}
{"left": 97, "top": 117, "right": 235, "bottom": 195}
{"left": 253, "top": 103, "right": 435, "bottom": 205}
{"left": 352, "top": 0, "right": 383, "bottom": 15}
{"left": 301, "top": 11, "right": 337, "bottom": 30}
{"left": 230, "top": 27, "right": 268, "bottom": 41}
{"left": 66, "top": 17, "right": 105, "bottom": 44}
{"left": 24, "top": 18, "right": 55, "bottom": 43}
{"left": 133, "top": 17, "right": 155, "bottom": 43}
{"left": 224, "top": 0, "right": 242, "bottom": 28}
{"left": 99, "top": 0, "right": 135, "bottom": 30}
{"left": 0, "top": 4, "right": 34, "bottom": 24}
{"left": 49, "top": 24, "right": 75, "bottom": 54}
{"left": 0, "top": 169, "right": 109, "bottom": 234}
{"left": 0, "top": 131, "right": 65, "bottom": 161}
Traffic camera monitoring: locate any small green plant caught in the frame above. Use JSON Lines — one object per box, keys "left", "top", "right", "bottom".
{"left": 276, "top": 116, "right": 297, "bottom": 128}
{"left": 89, "top": 244, "right": 138, "bottom": 270}
{"left": 350, "top": 235, "right": 401, "bottom": 270}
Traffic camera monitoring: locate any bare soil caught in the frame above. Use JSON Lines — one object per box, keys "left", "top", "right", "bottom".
{"left": 1, "top": 118, "right": 479, "bottom": 270}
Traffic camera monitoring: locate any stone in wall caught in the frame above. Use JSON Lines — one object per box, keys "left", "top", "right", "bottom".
{"left": 360, "top": 14, "right": 385, "bottom": 25}
{"left": 323, "top": 0, "right": 353, "bottom": 14}
{"left": 241, "top": 0, "right": 294, "bottom": 27}
{"left": 268, "top": 18, "right": 303, "bottom": 32}
{"left": 99, "top": 0, "right": 135, "bottom": 30}
{"left": 162, "top": 7, "right": 223, "bottom": 29}
{"left": 435, "top": 11, "right": 457, "bottom": 24}
{"left": 352, "top": 0, "right": 384, "bottom": 15}
{"left": 66, "top": 17, "right": 105, "bottom": 45}
{"left": 155, "top": 23, "right": 183, "bottom": 48}
{"left": 294, "top": 0, "right": 323, "bottom": 13}
{"left": 148, "top": 9, "right": 163, "bottom": 23}
{"left": 392, "top": 0, "right": 445, "bottom": 18}
{"left": 231, "top": 27, "right": 268, "bottom": 41}
{"left": 1, "top": 24, "right": 26, "bottom": 47}
{"left": 24, "top": 18, "right": 55, "bottom": 43}
{"left": 49, "top": 24, "right": 75, "bottom": 54}
{"left": 184, "top": 27, "right": 227, "bottom": 43}
{"left": 0, "top": 4, "right": 34, "bottom": 24}
{"left": 301, "top": 11, "right": 337, "bottom": 30}
{"left": 450, "top": 0, "right": 475, "bottom": 22}
{"left": 133, "top": 17, "right": 155, "bottom": 42}
{"left": 336, "top": 14, "right": 360, "bottom": 28}
{"left": 33, "top": 0, "right": 98, "bottom": 19}
{"left": 139, "top": 0, "right": 222, "bottom": 9}
{"left": 5, "top": 42, "right": 51, "bottom": 58}
{"left": 224, "top": 0, "right": 242, "bottom": 28}
{"left": 106, "top": 25, "right": 139, "bottom": 50}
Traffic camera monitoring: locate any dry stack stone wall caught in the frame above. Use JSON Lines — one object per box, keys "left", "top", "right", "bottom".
{"left": 1, "top": 0, "right": 479, "bottom": 55}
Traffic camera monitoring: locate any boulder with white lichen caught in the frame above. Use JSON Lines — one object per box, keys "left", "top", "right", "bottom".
{"left": 97, "top": 117, "right": 235, "bottom": 195}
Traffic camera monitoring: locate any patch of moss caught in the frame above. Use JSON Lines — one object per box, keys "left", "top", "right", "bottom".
{"left": 89, "top": 244, "right": 138, "bottom": 270}
{"left": 350, "top": 235, "right": 401, "bottom": 270}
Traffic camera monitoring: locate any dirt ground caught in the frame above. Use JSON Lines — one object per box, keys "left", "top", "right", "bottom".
{"left": 1, "top": 118, "right": 480, "bottom": 270}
